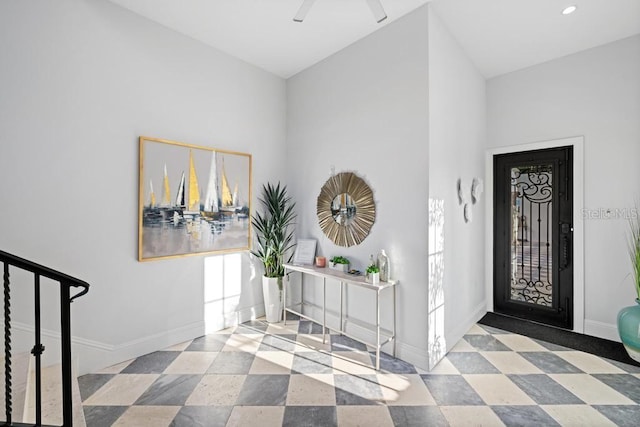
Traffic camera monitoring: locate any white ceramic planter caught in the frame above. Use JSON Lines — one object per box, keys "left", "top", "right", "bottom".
{"left": 330, "top": 262, "right": 349, "bottom": 272}
{"left": 366, "top": 271, "right": 380, "bottom": 284}
{"left": 262, "top": 276, "right": 283, "bottom": 323}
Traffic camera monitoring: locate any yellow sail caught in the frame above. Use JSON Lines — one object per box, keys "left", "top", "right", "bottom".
{"left": 221, "top": 160, "right": 233, "bottom": 207}
{"left": 162, "top": 164, "right": 171, "bottom": 206}
{"left": 149, "top": 179, "right": 156, "bottom": 207}
{"left": 188, "top": 150, "right": 200, "bottom": 211}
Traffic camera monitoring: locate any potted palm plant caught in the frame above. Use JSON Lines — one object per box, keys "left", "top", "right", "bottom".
{"left": 618, "top": 208, "right": 640, "bottom": 362}
{"left": 251, "top": 182, "right": 296, "bottom": 322}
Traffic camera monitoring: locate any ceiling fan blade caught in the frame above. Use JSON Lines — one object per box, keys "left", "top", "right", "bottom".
{"left": 365, "top": 0, "right": 387, "bottom": 23}
{"left": 294, "top": 0, "right": 317, "bottom": 22}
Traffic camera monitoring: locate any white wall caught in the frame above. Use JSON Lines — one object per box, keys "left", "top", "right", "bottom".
{"left": 0, "top": 0, "right": 286, "bottom": 373}
{"left": 427, "top": 8, "right": 487, "bottom": 369}
{"left": 286, "top": 7, "right": 431, "bottom": 368}
{"left": 487, "top": 35, "right": 640, "bottom": 341}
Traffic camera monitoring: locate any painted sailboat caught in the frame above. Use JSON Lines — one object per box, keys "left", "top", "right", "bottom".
{"left": 201, "top": 151, "right": 220, "bottom": 220}
{"left": 183, "top": 150, "right": 202, "bottom": 225}
{"left": 148, "top": 180, "right": 156, "bottom": 207}
{"left": 219, "top": 159, "right": 238, "bottom": 216}
{"left": 175, "top": 172, "right": 186, "bottom": 208}
{"left": 162, "top": 164, "right": 171, "bottom": 206}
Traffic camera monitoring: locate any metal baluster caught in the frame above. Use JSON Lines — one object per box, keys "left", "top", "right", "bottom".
{"left": 3, "top": 263, "right": 12, "bottom": 425}
{"left": 60, "top": 284, "right": 73, "bottom": 427}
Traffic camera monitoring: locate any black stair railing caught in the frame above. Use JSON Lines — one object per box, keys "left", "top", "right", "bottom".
{"left": 0, "top": 250, "right": 89, "bottom": 427}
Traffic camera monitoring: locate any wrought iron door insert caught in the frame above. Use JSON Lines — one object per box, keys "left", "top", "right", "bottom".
{"left": 494, "top": 147, "right": 573, "bottom": 329}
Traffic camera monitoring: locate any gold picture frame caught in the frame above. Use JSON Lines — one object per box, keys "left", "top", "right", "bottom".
{"left": 317, "top": 172, "right": 376, "bottom": 247}
{"left": 138, "top": 136, "right": 252, "bottom": 261}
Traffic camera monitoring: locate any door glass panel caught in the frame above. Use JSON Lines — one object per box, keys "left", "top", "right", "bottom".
{"left": 510, "top": 165, "right": 553, "bottom": 306}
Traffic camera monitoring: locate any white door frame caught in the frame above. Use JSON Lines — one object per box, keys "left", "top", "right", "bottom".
{"left": 485, "top": 136, "right": 585, "bottom": 333}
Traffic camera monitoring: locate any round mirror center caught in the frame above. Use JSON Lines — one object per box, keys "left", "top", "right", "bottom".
{"left": 331, "top": 193, "right": 357, "bottom": 225}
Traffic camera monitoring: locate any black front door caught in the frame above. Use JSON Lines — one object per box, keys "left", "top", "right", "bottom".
{"left": 494, "top": 147, "right": 573, "bottom": 329}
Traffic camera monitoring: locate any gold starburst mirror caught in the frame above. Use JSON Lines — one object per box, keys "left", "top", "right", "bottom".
{"left": 317, "top": 172, "right": 376, "bottom": 247}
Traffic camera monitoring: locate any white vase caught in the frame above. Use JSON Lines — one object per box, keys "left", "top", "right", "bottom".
{"left": 377, "top": 250, "right": 390, "bottom": 282}
{"left": 262, "top": 276, "right": 282, "bottom": 323}
{"left": 366, "top": 271, "right": 380, "bottom": 284}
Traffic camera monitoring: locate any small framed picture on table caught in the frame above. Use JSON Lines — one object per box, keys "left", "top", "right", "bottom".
{"left": 292, "top": 239, "right": 317, "bottom": 265}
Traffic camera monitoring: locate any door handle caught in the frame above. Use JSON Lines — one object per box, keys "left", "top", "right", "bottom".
{"left": 560, "top": 223, "right": 572, "bottom": 270}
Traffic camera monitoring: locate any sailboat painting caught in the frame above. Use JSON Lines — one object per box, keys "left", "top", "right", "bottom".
{"left": 138, "top": 136, "right": 252, "bottom": 261}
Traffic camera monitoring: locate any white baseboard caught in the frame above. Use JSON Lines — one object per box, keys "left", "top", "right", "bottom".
{"left": 12, "top": 303, "right": 270, "bottom": 375}
{"left": 584, "top": 319, "right": 620, "bottom": 343}
{"left": 445, "top": 301, "right": 487, "bottom": 352}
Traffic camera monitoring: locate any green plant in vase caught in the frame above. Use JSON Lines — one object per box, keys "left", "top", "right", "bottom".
{"left": 251, "top": 182, "right": 296, "bottom": 322}
{"left": 617, "top": 206, "right": 640, "bottom": 363}
{"left": 366, "top": 263, "right": 380, "bottom": 284}
{"left": 329, "top": 256, "right": 350, "bottom": 272}
{"left": 629, "top": 212, "right": 640, "bottom": 299}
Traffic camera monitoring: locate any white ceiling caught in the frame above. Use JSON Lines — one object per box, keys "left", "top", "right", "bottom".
{"left": 108, "top": 0, "right": 640, "bottom": 79}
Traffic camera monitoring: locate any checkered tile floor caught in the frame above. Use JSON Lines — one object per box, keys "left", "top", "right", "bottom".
{"left": 79, "top": 318, "right": 640, "bottom": 426}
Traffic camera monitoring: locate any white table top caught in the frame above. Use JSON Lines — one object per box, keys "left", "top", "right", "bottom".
{"left": 284, "top": 263, "right": 398, "bottom": 291}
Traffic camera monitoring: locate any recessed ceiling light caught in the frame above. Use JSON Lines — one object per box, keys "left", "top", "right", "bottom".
{"left": 562, "top": 5, "right": 577, "bottom": 15}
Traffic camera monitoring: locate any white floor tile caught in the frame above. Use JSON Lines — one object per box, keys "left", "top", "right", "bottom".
{"left": 541, "top": 404, "right": 618, "bottom": 426}
{"left": 440, "top": 405, "right": 506, "bottom": 427}
{"left": 555, "top": 351, "right": 626, "bottom": 374}
{"left": 464, "top": 374, "right": 536, "bottom": 405}
{"left": 549, "top": 374, "right": 635, "bottom": 405}
{"left": 481, "top": 351, "right": 543, "bottom": 374}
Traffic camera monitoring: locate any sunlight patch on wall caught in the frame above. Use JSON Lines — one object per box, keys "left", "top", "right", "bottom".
{"left": 204, "top": 253, "right": 242, "bottom": 333}
{"left": 428, "top": 198, "right": 446, "bottom": 370}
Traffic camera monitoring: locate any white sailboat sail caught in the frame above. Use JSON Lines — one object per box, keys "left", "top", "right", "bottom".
{"left": 175, "top": 172, "right": 186, "bottom": 207}
{"left": 232, "top": 183, "right": 239, "bottom": 207}
{"left": 221, "top": 159, "right": 233, "bottom": 207}
{"left": 203, "top": 151, "right": 219, "bottom": 213}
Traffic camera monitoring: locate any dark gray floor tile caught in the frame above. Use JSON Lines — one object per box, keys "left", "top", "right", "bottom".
{"left": 207, "top": 351, "right": 255, "bottom": 374}
{"left": 83, "top": 405, "right": 128, "bottom": 427}
{"left": 388, "top": 406, "right": 448, "bottom": 427}
{"left": 593, "top": 405, "right": 640, "bottom": 427}
{"left": 492, "top": 405, "right": 560, "bottom": 426}
{"left": 532, "top": 339, "right": 571, "bottom": 351}
{"left": 463, "top": 334, "right": 511, "bottom": 351}
{"left": 298, "top": 320, "right": 324, "bottom": 334}
{"left": 134, "top": 374, "right": 202, "bottom": 406}
{"left": 370, "top": 351, "right": 417, "bottom": 374}
{"left": 121, "top": 351, "right": 181, "bottom": 374}
{"left": 592, "top": 374, "right": 640, "bottom": 403}
{"left": 283, "top": 406, "right": 337, "bottom": 427}
{"left": 607, "top": 358, "right": 640, "bottom": 373}
{"left": 331, "top": 335, "right": 368, "bottom": 352}
{"left": 285, "top": 311, "right": 300, "bottom": 321}
{"left": 78, "top": 373, "right": 115, "bottom": 401}
{"left": 259, "top": 334, "right": 298, "bottom": 352}
{"left": 292, "top": 351, "right": 333, "bottom": 374}
{"left": 446, "top": 352, "right": 500, "bottom": 374}
{"left": 519, "top": 352, "right": 583, "bottom": 373}
{"left": 170, "top": 406, "right": 232, "bottom": 427}
{"left": 421, "top": 375, "right": 484, "bottom": 406}
{"left": 334, "top": 374, "right": 383, "bottom": 405}
{"left": 508, "top": 374, "right": 583, "bottom": 404}
{"left": 235, "top": 320, "right": 269, "bottom": 334}
{"left": 235, "top": 375, "right": 289, "bottom": 406}
{"left": 186, "top": 334, "right": 229, "bottom": 352}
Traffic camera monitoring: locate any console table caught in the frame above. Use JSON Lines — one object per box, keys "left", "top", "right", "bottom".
{"left": 283, "top": 263, "right": 398, "bottom": 370}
